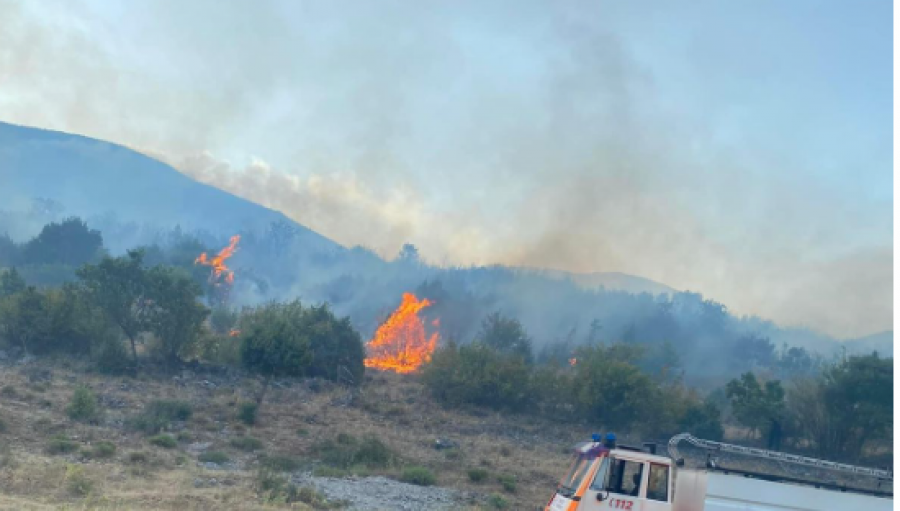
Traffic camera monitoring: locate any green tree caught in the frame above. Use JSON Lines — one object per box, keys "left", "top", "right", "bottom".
{"left": 0, "top": 286, "right": 49, "bottom": 354}
{"left": 40, "top": 284, "right": 108, "bottom": 355}
{"left": 240, "top": 301, "right": 314, "bottom": 403}
{"left": 77, "top": 250, "right": 150, "bottom": 362}
{"left": 300, "top": 304, "right": 365, "bottom": 383}
{"left": 0, "top": 268, "right": 26, "bottom": 298}
{"left": 678, "top": 400, "right": 724, "bottom": 441}
{"left": 22, "top": 217, "right": 103, "bottom": 266}
{"left": 477, "top": 312, "right": 533, "bottom": 364}
{"left": 0, "top": 234, "right": 20, "bottom": 267}
{"left": 569, "top": 344, "right": 657, "bottom": 430}
{"left": 145, "top": 266, "right": 209, "bottom": 365}
{"left": 726, "top": 372, "right": 785, "bottom": 443}
{"left": 788, "top": 353, "right": 893, "bottom": 461}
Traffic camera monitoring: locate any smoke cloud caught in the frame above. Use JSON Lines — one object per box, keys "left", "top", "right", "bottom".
{"left": 0, "top": 0, "right": 891, "bottom": 338}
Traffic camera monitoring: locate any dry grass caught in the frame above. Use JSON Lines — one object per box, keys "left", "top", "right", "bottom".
{"left": 0, "top": 361, "right": 588, "bottom": 509}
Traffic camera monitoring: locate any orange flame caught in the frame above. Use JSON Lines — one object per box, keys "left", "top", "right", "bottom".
{"left": 196, "top": 235, "right": 240, "bottom": 285}
{"left": 569, "top": 357, "right": 577, "bottom": 367}
{"left": 364, "top": 293, "right": 439, "bottom": 374}
{"left": 228, "top": 329, "right": 241, "bottom": 337}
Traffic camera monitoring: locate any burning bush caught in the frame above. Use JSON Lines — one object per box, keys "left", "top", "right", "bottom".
{"left": 364, "top": 293, "right": 438, "bottom": 374}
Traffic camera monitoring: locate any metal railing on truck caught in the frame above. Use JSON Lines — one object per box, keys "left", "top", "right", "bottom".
{"left": 667, "top": 432, "right": 892, "bottom": 497}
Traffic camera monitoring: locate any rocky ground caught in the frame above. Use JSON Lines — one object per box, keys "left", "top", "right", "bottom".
{"left": 292, "top": 473, "right": 471, "bottom": 510}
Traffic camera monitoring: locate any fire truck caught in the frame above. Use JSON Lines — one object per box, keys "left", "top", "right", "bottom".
{"left": 545, "top": 432, "right": 892, "bottom": 511}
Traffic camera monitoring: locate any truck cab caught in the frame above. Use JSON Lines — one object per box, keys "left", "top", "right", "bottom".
{"left": 547, "top": 435, "right": 673, "bottom": 511}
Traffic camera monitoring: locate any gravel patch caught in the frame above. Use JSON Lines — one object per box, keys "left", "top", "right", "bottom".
{"left": 292, "top": 473, "right": 467, "bottom": 511}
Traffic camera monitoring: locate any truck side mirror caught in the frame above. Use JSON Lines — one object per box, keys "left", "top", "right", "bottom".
{"left": 596, "top": 491, "right": 609, "bottom": 502}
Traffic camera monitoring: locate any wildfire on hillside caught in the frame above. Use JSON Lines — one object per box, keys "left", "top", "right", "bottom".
{"left": 569, "top": 357, "right": 577, "bottom": 367}
{"left": 364, "top": 293, "right": 440, "bottom": 374}
{"left": 196, "top": 235, "right": 240, "bottom": 285}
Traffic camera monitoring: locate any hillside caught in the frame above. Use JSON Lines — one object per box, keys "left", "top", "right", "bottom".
{"left": 515, "top": 268, "right": 676, "bottom": 296}
{"left": 0, "top": 121, "right": 339, "bottom": 255}
{"left": 0, "top": 121, "right": 890, "bottom": 365}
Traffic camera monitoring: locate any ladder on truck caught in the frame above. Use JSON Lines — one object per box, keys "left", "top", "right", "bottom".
{"left": 668, "top": 433, "right": 893, "bottom": 481}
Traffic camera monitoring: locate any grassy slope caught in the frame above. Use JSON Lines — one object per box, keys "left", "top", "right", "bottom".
{"left": 0, "top": 360, "right": 582, "bottom": 510}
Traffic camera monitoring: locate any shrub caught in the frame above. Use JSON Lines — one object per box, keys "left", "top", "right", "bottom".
{"left": 239, "top": 301, "right": 364, "bottom": 383}
{"left": 239, "top": 302, "right": 313, "bottom": 380}
{"left": 422, "top": 342, "right": 535, "bottom": 411}
{"left": 199, "top": 451, "right": 230, "bottom": 464}
{"left": 314, "top": 434, "right": 396, "bottom": 469}
{"left": 86, "top": 441, "right": 116, "bottom": 459}
{"left": 400, "top": 466, "right": 436, "bottom": 486}
{"left": 569, "top": 344, "right": 658, "bottom": 430}
{"left": 67, "top": 386, "right": 100, "bottom": 422}
{"left": 0, "top": 385, "right": 16, "bottom": 398}
{"left": 92, "top": 335, "right": 131, "bottom": 375}
{"left": 47, "top": 435, "right": 79, "bottom": 455}
{"left": 148, "top": 434, "right": 177, "bottom": 449}
{"left": 315, "top": 435, "right": 357, "bottom": 468}
{"left": 230, "top": 436, "right": 263, "bottom": 451}
{"left": 497, "top": 474, "right": 517, "bottom": 493}
{"left": 255, "top": 468, "right": 288, "bottom": 495}
{"left": 486, "top": 494, "right": 510, "bottom": 509}
{"left": 468, "top": 468, "right": 489, "bottom": 483}
{"left": 65, "top": 464, "right": 93, "bottom": 496}
{"left": 261, "top": 454, "right": 303, "bottom": 472}
{"left": 127, "top": 451, "right": 150, "bottom": 464}
{"left": 238, "top": 402, "right": 258, "bottom": 426}
{"left": 130, "top": 400, "right": 193, "bottom": 433}
{"left": 295, "top": 486, "right": 335, "bottom": 507}
{"left": 0, "top": 416, "right": 7, "bottom": 434}
{"left": 353, "top": 436, "right": 394, "bottom": 467}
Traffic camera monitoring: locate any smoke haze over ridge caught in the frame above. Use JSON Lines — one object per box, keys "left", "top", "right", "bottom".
{"left": 0, "top": 0, "right": 891, "bottom": 338}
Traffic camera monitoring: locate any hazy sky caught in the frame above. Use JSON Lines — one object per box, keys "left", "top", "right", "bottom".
{"left": 0, "top": 0, "right": 892, "bottom": 338}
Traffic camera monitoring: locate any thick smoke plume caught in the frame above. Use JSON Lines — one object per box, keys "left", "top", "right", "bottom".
{"left": 0, "top": 0, "right": 891, "bottom": 338}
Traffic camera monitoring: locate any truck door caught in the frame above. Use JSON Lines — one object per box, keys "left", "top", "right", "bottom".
{"left": 642, "top": 463, "right": 671, "bottom": 511}
{"left": 579, "top": 456, "right": 648, "bottom": 511}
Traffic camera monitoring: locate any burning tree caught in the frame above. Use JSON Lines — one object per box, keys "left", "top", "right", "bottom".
{"left": 364, "top": 293, "right": 439, "bottom": 374}
{"left": 195, "top": 235, "right": 240, "bottom": 305}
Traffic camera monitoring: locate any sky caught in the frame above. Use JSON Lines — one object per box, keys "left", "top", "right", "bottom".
{"left": 0, "top": 0, "right": 892, "bottom": 338}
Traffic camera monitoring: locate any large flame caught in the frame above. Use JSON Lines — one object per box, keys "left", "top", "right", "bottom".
{"left": 364, "top": 293, "right": 439, "bottom": 374}
{"left": 195, "top": 235, "right": 240, "bottom": 285}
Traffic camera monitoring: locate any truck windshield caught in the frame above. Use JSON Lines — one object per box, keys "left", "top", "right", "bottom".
{"left": 557, "top": 454, "right": 595, "bottom": 498}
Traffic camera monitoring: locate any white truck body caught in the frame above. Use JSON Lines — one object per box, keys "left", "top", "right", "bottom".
{"left": 544, "top": 434, "right": 892, "bottom": 511}
{"left": 673, "top": 470, "right": 892, "bottom": 511}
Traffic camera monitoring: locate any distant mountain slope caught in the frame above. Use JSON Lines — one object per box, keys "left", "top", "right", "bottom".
{"left": 0, "top": 121, "right": 339, "bottom": 253}
{"left": 842, "top": 330, "right": 893, "bottom": 357}
{"left": 516, "top": 267, "right": 675, "bottom": 296}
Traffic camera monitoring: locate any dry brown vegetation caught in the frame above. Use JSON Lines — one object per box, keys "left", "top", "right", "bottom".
{"left": 0, "top": 359, "right": 594, "bottom": 510}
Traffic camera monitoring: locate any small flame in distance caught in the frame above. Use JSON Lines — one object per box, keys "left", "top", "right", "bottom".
{"left": 364, "top": 293, "right": 439, "bottom": 374}
{"left": 196, "top": 235, "right": 240, "bottom": 285}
